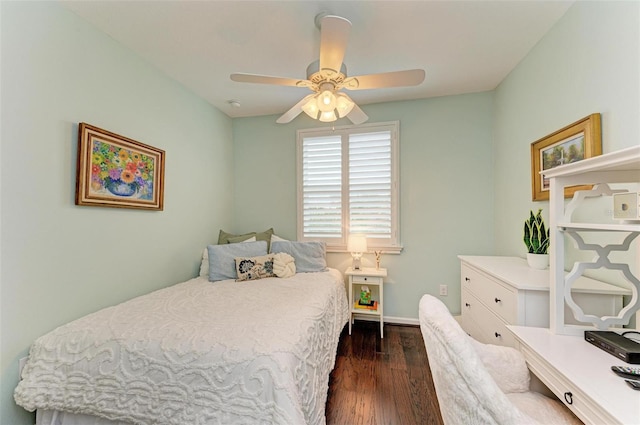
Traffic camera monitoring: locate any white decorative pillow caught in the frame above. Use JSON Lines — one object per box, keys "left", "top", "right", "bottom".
{"left": 273, "top": 253, "right": 296, "bottom": 278}
{"left": 199, "top": 236, "right": 256, "bottom": 277}
{"left": 270, "top": 234, "right": 288, "bottom": 245}
{"left": 235, "top": 254, "right": 276, "bottom": 281}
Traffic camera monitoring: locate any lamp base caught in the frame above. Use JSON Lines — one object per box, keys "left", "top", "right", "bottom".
{"left": 352, "top": 257, "right": 362, "bottom": 270}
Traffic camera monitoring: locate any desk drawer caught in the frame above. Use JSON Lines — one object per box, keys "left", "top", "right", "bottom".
{"left": 461, "top": 264, "right": 517, "bottom": 324}
{"left": 520, "top": 344, "right": 618, "bottom": 425}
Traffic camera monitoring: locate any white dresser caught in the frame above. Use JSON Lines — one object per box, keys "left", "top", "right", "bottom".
{"left": 459, "top": 256, "right": 629, "bottom": 347}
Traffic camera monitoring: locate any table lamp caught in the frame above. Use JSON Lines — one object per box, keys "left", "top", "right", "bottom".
{"left": 347, "top": 235, "right": 368, "bottom": 270}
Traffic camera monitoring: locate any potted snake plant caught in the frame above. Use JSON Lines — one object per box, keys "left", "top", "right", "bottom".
{"left": 523, "top": 209, "right": 550, "bottom": 269}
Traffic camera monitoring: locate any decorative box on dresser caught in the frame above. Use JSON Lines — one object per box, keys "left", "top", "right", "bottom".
{"left": 459, "top": 255, "right": 629, "bottom": 348}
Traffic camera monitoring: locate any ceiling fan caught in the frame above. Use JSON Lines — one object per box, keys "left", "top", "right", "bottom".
{"left": 230, "top": 13, "right": 426, "bottom": 125}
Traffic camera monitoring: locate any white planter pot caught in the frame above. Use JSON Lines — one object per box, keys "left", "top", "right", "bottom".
{"left": 527, "top": 253, "right": 549, "bottom": 270}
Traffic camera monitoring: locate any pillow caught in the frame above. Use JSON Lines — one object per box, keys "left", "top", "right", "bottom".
{"left": 235, "top": 254, "right": 276, "bottom": 281}
{"left": 218, "top": 228, "right": 274, "bottom": 250}
{"left": 218, "top": 230, "right": 253, "bottom": 245}
{"left": 199, "top": 236, "right": 256, "bottom": 277}
{"left": 227, "top": 233, "right": 256, "bottom": 243}
{"left": 270, "top": 234, "right": 288, "bottom": 244}
{"left": 270, "top": 241, "right": 327, "bottom": 273}
{"left": 207, "top": 240, "right": 268, "bottom": 282}
{"left": 273, "top": 252, "right": 296, "bottom": 278}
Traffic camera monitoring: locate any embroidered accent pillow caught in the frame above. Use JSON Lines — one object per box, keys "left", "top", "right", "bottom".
{"left": 207, "top": 241, "right": 268, "bottom": 282}
{"left": 235, "top": 254, "right": 276, "bottom": 281}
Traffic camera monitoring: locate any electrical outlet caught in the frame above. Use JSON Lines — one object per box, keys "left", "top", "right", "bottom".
{"left": 439, "top": 284, "right": 448, "bottom": 296}
{"left": 18, "top": 357, "right": 27, "bottom": 379}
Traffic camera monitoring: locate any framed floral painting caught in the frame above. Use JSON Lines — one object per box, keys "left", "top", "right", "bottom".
{"left": 75, "top": 123, "right": 165, "bottom": 210}
{"left": 530, "top": 113, "right": 602, "bottom": 201}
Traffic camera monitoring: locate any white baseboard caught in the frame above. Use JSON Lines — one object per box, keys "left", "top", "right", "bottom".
{"left": 352, "top": 314, "right": 462, "bottom": 327}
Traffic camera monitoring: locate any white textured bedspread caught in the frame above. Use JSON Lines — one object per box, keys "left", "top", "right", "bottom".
{"left": 15, "top": 269, "right": 349, "bottom": 425}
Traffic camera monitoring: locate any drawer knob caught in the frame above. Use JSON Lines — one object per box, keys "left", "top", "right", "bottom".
{"left": 564, "top": 392, "right": 573, "bottom": 405}
{"left": 494, "top": 297, "right": 501, "bottom": 303}
{"left": 465, "top": 303, "right": 471, "bottom": 307}
{"left": 494, "top": 332, "right": 501, "bottom": 338}
{"left": 465, "top": 277, "right": 470, "bottom": 282}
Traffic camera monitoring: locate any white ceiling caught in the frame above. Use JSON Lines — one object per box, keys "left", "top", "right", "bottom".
{"left": 61, "top": 0, "right": 574, "bottom": 120}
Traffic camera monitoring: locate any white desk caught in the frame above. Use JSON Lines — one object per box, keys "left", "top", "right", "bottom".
{"left": 507, "top": 326, "right": 640, "bottom": 425}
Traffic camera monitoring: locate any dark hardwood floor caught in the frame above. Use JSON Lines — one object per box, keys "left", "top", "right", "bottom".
{"left": 326, "top": 321, "right": 444, "bottom": 425}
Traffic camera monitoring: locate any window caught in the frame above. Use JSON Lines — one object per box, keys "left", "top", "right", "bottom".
{"left": 296, "top": 121, "right": 400, "bottom": 252}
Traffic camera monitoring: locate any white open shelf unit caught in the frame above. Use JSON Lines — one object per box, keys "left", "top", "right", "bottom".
{"left": 543, "top": 145, "right": 640, "bottom": 335}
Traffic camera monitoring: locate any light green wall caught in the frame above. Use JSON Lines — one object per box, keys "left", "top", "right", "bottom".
{"left": 493, "top": 0, "right": 640, "bottom": 257}
{"left": 2, "top": 0, "right": 638, "bottom": 423}
{"left": 0, "top": 2, "right": 234, "bottom": 423}
{"left": 232, "top": 93, "right": 496, "bottom": 319}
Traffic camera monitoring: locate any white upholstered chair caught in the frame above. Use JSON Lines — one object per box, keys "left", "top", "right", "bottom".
{"left": 418, "top": 294, "right": 582, "bottom": 425}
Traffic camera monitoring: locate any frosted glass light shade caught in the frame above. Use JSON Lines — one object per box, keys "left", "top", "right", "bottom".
{"left": 317, "top": 90, "right": 337, "bottom": 112}
{"left": 302, "top": 96, "right": 320, "bottom": 119}
{"left": 319, "top": 110, "right": 337, "bottom": 122}
{"left": 301, "top": 91, "right": 353, "bottom": 123}
{"left": 335, "top": 93, "right": 355, "bottom": 118}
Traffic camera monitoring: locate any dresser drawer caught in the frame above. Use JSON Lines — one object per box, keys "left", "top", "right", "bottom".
{"left": 460, "top": 290, "right": 487, "bottom": 343}
{"left": 461, "top": 264, "right": 517, "bottom": 324}
{"left": 475, "top": 304, "right": 516, "bottom": 347}
{"left": 462, "top": 289, "right": 515, "bottom": 347}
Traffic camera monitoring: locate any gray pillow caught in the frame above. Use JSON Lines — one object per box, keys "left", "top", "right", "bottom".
{"left": 208, "top": 241, "right": 268, "bottom": 281}
{"left": 270, "top": 241, "right": 328, "bottom": 273}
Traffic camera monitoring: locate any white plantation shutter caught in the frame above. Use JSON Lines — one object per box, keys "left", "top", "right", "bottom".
{"left": 301, "top": 135, "right": 343, "bottom": 239}
{"left": 349, "top": 131, "right": 392, "bottom": 240}
{"left": 297, "top": 122, "right": 400, "bottom": 251}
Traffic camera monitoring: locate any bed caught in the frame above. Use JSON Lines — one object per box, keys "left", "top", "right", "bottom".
{"left": 14, "top": 239, "right": 349, "bottom": 425}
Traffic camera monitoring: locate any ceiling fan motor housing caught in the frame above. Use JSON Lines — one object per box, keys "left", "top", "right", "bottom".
{"left": 306, "top": 60, "right": 347, "bottom": 89}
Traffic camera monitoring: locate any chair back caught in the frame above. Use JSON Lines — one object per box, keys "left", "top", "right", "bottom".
{"left": 418, "top": 294, "right": 536, "bottom": 425}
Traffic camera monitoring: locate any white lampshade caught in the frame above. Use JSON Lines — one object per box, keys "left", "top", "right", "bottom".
{"left": 347, "top": 235, "right": 368, "bottom": 253}
{"left": 348, "top": 235, "right": 367, "bottom": 270}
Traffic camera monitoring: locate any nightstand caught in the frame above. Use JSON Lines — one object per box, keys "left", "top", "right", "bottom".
{"left": 346, "top": 267, "right": 387, "bottom": 338}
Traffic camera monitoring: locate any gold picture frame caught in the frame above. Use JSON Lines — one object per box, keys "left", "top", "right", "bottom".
{"left": 76, "top": 123, "right": 165, "bottom": 210}
{"left": 530, "top": 113, "right": 602, "bottom": 201}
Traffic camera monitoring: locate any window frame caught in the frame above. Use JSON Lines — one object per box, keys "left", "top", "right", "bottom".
{"left": 296, "top": 121, "right": 401, "bottom": 253}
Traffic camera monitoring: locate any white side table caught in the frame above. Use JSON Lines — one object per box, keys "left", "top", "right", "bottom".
{"left": 346, "top": 267, "right": 387, "bottom": 338}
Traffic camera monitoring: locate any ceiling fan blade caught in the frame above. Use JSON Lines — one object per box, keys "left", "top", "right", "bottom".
{"left": 319, "top": 15, "right": 351, "bottom": 77}
{"left": 276, "top": 94, "right": 316, "bottom": 124}
{"left": 342, "top": 69, "right": 426, "bottom": 90}
{"left": 230, "top": 73, "right": 312, "bottom": 88}
{"left": 346, "top": 103, "right": 368, "bottom": 125}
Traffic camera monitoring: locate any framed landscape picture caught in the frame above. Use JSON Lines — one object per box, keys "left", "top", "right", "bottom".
{"left": 530, "top": 114, "right": 602, "bottom": 201}
{"left": 75, "top": 123, "right": 165, "bottom": 210}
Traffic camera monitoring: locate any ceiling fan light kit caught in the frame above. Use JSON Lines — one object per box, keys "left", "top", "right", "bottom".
{"left": 230, "top": 14, "right": 425, "bottom": 125}
{"left": 301, "top": 86, "right": 355, "bottom": 122}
